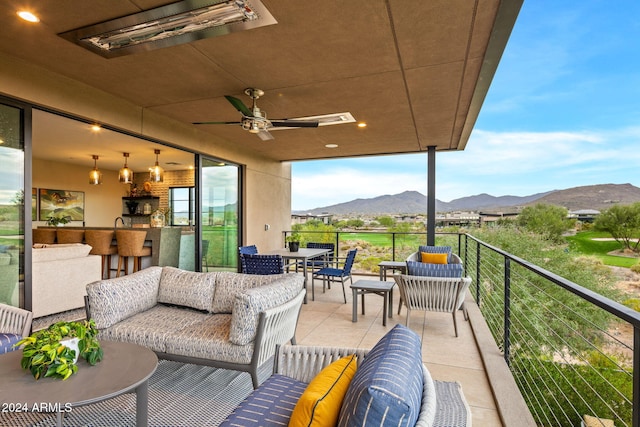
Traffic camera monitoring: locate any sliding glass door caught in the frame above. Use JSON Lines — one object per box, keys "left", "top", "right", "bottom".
{"left": 0, "top": 101, "right": 28, "bottom": 308}
{"left": 200, "top": 158, "right": 239, "bottom": 271}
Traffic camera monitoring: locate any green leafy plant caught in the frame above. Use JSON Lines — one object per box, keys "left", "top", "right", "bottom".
{"left": 285, "top": 233, "right": 301, "bottom": 243}
{"left": 16, "top": 320, "right": 103, "bottom": 380}
{"left": 46, "top": 215, "right": 70, "bottom": 227}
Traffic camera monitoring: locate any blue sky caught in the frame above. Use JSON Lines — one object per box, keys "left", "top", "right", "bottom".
{"left": 292, "top": 1, "right": 640, "bottom": 211}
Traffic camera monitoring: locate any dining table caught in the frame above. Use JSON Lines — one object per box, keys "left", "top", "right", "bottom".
{"left": 263, "top": 247, "right": 332, "bottom": 303}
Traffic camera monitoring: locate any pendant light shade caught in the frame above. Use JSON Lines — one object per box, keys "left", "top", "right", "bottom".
{"left": 119, "top": 152, "right": 133, "bottom": 184}
{"left": 89, "top": 155, "right": 102, "bottom": 185}
{"left": 149, "top": 149, "right": 164, "bottom": 183}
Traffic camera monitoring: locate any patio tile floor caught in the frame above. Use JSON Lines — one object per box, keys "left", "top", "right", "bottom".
{"left": 298, "top": 274, "right": 503, "bottom": 427}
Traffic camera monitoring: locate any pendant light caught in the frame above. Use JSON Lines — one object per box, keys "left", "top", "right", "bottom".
{"left": 89, "top": 155, "right": 102, "bottom": 185}
{"left": 119, "top": 152, "right": 133, "bottom": 183}
{"left": 149, "top": 149, "right": 164, "bottom": 182}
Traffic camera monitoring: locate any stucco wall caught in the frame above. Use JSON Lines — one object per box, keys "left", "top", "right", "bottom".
{"left": 1, "top": 52, "right": 292, "bottom": 249}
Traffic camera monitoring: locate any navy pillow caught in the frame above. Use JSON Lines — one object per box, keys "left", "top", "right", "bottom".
{"left": 406, "top": 260, "right": 463, "bottom": 277}
{"left": 338, "top": 324, "right": 424, "bottom": 427}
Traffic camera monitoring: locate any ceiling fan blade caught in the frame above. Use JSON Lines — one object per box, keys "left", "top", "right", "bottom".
{"left": 257, "top": 130, "right": 274, "bottom": 141}
{"left": 192, "top": 121, "right": 242, "bottom": 125}
{"left": 270, "top": 119, "right": 319, "bottom": 128}
{"left": 225, "top": 95, "right": 253, "bottom": 117}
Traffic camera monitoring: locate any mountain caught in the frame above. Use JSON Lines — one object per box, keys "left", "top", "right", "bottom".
{"left": 293, "top": 184, "right": 640, "bottom": 215}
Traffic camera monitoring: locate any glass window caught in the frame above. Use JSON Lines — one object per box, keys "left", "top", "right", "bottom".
{"left": 0, "top": 103, "right": 25, "bottom": 307}
{"left": 169, "top": 187, "right": 194, "bottom": 226}
{"left": 201, "top": 159, "right": 239, "bottom": 271}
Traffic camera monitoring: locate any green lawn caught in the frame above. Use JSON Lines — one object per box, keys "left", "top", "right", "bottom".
{"left": 566, "top": 231, "right": 639, "bottom": 268}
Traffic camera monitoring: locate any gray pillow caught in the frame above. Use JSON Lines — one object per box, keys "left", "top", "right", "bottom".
{"left": 158, "top": 267, "right": 218, "bottom": 312}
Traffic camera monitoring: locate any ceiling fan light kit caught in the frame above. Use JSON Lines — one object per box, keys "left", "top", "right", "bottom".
{"left": 193, "top": 87, "right": 347, "bottom": 140}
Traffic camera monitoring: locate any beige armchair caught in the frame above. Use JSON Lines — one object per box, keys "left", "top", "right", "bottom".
{"left": 393, "top": 275, "right": 471, "bottom": 337}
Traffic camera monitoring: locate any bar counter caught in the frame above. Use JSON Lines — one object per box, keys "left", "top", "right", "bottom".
{"left": 37, "top": 226, "right": 185, "bottom": 268}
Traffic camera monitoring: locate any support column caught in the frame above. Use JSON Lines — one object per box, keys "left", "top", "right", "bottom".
{"left": 427, "top": 146, "right": 436, "bottom": 245}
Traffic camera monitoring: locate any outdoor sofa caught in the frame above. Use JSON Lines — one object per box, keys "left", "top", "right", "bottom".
{"left": 84, "top": 266, "right": 305, "bottom": 388}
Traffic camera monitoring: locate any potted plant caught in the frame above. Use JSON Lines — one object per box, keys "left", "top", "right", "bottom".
{"left": 286, "top": 233, "right": 301, "bottom": 252}
{"left": 15, "top": 320, "right": 103, "bottom": 380}
{"left": 46, "top": 215, "right": 70, "bottom": 227}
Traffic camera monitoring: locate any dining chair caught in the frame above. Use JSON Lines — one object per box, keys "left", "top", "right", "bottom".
{"left": 311, "top": 249, "right": 357, "bottom": 303}
{"left": 0, "top": 303, "right": 33, "bottom": 354}
{"left": 238, "top": 245, "right": 258, "bottom": 273}
{"left": 297, "top": 242, "right": 335, "bottom": 271}
{"left": 242, "top": 254, "right": 285, "bottom": 275}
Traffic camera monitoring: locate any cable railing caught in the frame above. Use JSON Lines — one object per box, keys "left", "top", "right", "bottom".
{"left": 285, "top": 229, "right": 640, "bottom": 426}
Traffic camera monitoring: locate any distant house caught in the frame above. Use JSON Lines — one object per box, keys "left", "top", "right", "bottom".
{"left": 292, "top": 213, "right": 333, "bottom": 225}
{"left": 568, "top": 209, "right": 600, "bottom": 223}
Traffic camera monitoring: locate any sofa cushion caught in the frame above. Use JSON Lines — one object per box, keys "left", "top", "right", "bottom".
{"left": 406, "top": 261, "right": 463, "bottom": 278}
{"left": 229, "top": 275, "right": 304, "bottom": 345}
{"left": 87, "top": 266, "right": 162, "bottom": 329}
{"left": 290, "top": 354, "right": 357, "bottom": 427}
{"left": 338, "top": 324, "right": 424, "bottom": 427}
{"left": 97, "top": 305, "right": 210, "bottom": 353}
{"left": 32, "top": 243, "right": 92, "bottom": 263}
{"left": 219, "top": 374, "right": 307, "bottom": 427}
{"left": 0, "top": 333, "right": 21, "bottom": 354}
{"left": 158, "top": 267, "right": 217, "bottom": 312}
{"left": 165, "top": 314, "right": 254, "bottom": 364}
{"left": 211, "top": 272, "right": 292, "bottom": 314}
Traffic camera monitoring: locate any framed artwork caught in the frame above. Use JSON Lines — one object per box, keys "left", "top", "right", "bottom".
{"left": 32, "top": 188, "right": 37, "bottom": 221}
{"left": 38, "top": 189, "right": 85, "bottom": 221}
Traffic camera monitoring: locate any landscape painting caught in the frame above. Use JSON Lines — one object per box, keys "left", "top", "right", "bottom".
{"left": 38, "top": 189, "right": 84, "bottom": 221}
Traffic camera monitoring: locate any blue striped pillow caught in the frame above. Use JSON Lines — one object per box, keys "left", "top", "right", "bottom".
{"left": 338, "top": 324, "right": 424, "bottom": 427}
{"left": 407, "top": 261, "right": 463, "bottom": 277}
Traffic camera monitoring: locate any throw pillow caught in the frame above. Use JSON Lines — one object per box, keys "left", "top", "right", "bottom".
{"left": 212, "top": 272, "right": 289, "bottom": 313}
{"left": 406, "top": 261, "right": 463, "bottom": 277}
{"left": 338, "top": 324, "right": 424, "bottom": 427}
{"left": 157, "top": 267, "right": 217, "bottom": 312}
{"left": 420, "top": 252, "right": 448, "bottom": 264}
{"left": 289, "top": 354, "right": 358, "bottom": 427}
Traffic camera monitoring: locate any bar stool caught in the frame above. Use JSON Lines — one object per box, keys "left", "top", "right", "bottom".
{"left": 84, "top": 230, "right": 118, "bottom": 279}
{"left": 33, "top": 228, "right": 56, "bottom": 244}
{"left": 56, "top": 229, "right": 85, "bottom": 244}
{"left": 115, "top": 230, "right": 152, "bottom": 277}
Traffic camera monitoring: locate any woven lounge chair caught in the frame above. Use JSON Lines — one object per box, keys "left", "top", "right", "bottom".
{"left": 311, "top": 249, "right": 357, "bottom": 303}
{"left": 0, "top": 303, "right": 33, "bottom": 354}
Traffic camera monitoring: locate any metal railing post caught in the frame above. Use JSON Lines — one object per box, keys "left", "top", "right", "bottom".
{"left": 634, "top": 326, "right": 639, "bottom": 427}
{"left": 392, "top": 232, "right": 396, "bottom": 261}
{"left": 504, "top": 257, "right": 511, "bottom": 367}
{"left": 475, "top": 239, "right": 481, "bottom": 305}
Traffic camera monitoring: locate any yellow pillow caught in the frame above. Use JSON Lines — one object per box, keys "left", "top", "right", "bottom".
{"left": 289, "top": 354, "right": 357, "bottom": 427}
{"left": 420, "top": 252, "right": 448, "bottom": 264}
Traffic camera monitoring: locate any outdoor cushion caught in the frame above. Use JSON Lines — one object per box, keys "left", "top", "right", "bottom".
{"left": 87, "top": 266, "right": 162, "bottom": 329}
{"left": 158, "top": 266, "right": 217, "bottom": 312}
{"left": 289, "top": 354, "right": 357, "bottom": 427}
{"left": 418, "top": 245, "right": 452, "bottom": 254}
{"left": 32, "top": 243, "right": 92, "bottom": 262}
{"left": 420, "top": 252, "right": 448, "bottom": 264}
{"left": 0, "top": 333, "right": 21, "bottom": 354}
{"left": 211, "top": 272, "right": 290, "bottom": 313}
{"left": 229, "top": 274, "right": 303, "bottom": 345}
{"left": 219, "top": 374, "right": 307, "bottom": 427}
{"left": 338, "top": 324, "right": 424, "bottom": 427}
{"left": 407, "top": 261, "right": 463, "bottom": 278}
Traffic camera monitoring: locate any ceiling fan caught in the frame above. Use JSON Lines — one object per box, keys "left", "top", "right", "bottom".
{"left": 193, "top": 88, "right": 319, "bottom": 140}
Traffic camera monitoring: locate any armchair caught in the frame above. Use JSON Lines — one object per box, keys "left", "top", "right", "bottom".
{"left": 406, "top": 245, "right": 462, "bottom": 265}
{"left": 393, "top": 274, "right": 471, "bottom": 337}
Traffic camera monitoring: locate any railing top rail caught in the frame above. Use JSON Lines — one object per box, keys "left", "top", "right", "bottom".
{"left": 464, "top": 233, "right": 640, "bottom": 328}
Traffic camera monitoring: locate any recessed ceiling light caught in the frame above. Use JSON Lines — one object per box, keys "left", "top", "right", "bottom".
{"left": 325, "top": 144, "right": 339, "bottom": 149}
{"left": 357, "top": 122, "right": 367, "bottom": 128}
{"left": 17, "top": 11, "right": 39, "bottom": 23}
{"left": 91, "top": 124, "right": 101, "bottom": 132}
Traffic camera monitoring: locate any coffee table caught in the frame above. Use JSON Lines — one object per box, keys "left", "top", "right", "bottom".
{"left": 350, "top": 280, "right": 395, "bottom": 326}
{"left": 0, "top": 340, "right": 157, "bottom": 427}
